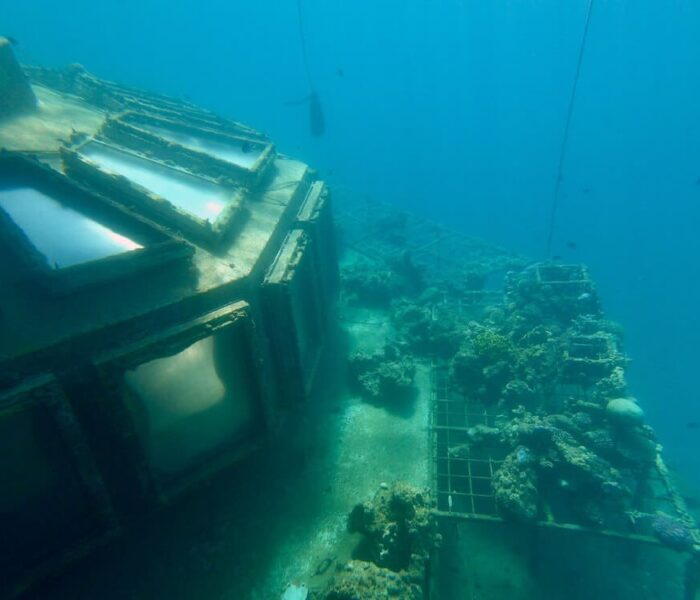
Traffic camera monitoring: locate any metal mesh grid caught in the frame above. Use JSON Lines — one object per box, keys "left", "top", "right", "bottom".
{"left": 430, "top": 360, "right": 700, "bottom": 547}
{"left": 334, "top": 199, "right": 523, "bottom": 278}
{"left": 336, "top": 197, "right": 700, "bottom": 548}
{"left": 432, "top": 361, "right": 506, "bottom": 518}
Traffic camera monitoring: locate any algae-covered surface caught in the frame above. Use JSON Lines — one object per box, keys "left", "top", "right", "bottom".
{"left": 0, "top": 84, "right": 104, "bottom": 153}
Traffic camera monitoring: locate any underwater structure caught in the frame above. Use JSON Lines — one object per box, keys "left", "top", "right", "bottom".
{"left": 2, "top": 38, "right": 699, "bottom": 600}
{"left": 332, "top": 201, "right": 700, "bottom": 600}
{"left": 0, "top": 39, "right": 337, "bottom": 597}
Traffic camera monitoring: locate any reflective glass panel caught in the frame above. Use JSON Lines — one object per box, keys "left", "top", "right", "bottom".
{"left": 82, "top": 144, "right": 234, "bottom": 222}
{"left": 0, "top": 186, "right": 142, "bottom": 269}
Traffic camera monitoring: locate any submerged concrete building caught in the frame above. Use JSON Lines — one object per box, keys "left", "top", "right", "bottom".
{"left": 0, "top": 38, "right": 337, "bottom": 596}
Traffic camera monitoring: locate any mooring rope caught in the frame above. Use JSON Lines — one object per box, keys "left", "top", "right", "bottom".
{"left": 296, "top": 0, "right": 315, "bottom": 91}
{"left": 545, "top": 0, "right": 596, "bottom": 257}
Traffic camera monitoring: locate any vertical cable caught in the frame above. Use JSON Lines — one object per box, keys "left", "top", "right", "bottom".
{"left": 545, "top": 0, "right": 595, "bottom": 257}
{"left": 296, "top": 0, "right": 315, "bottom": 91}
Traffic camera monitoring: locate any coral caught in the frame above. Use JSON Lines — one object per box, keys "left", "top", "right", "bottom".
{"left": 348, "top": 346, "right": 415, "bottom": 403}
{"left": 504, "top": 410, "right": 633, "bottom": 525}
{"left": 451, "top": 323, "right": 517, "bottom": 402}
{"left": 391, "top": 299, "right": 461, "bottom": 359}
{"left": 492, "top": 446, "right": 539, "bottom": 520}
{"left": 340, "top": 257, "right": 406, "bottom": 307}
{"left": 594, "top": 366, "right": 628, "bottom": 401}
{"left": 323, "top": 483, "right": 437, "bottom": 600}
{"left": 505, "top": 263, "right": 602, "bottom": 327}
{"left": 347, "top": 482, "right": 436, "bottom": 574}
{"left": 606, "top": 397, "right": 644, "bottom": 426}
{"left": 322, "top": 560, "right": 423, "bottom": 600}
{"left": 650, "top": 514, "right": 696, "bottom": 551}
{"left": 500, "top": 379, "right": 536, "bottom": 407}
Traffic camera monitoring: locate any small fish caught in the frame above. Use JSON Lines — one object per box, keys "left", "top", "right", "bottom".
{"left": 566, "top": 241, "right": 577, "bottom": 250}
{"left": 4, "top": 35, "right": 18, "bottom": 46}
{"left": 314, "top": 557, "right": 334, "bottom": 576}
{"left": 695, "top": 178, "right": 700, "bottom": 186}
{"left": 686, "top": 421, "right": 700, "bottom": 429}
{"left": 577, "top": 292, "right": 591, "bottom": 301}
{"left": 336, "top": 67, "right": 344, "bottom": 77}
{"left": 582, "top": 187, "right": 591, "bottom": 195}
{"left": 240, "top": 141, "right": 253, "bottom": 154}
{"left": 552, "top": 255, "right": 562, "bottom": 261}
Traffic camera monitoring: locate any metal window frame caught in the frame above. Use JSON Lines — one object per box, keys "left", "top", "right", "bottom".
{"left": 101, "top": 111, "right": 276, "bottom": 189}
{"left": 0, "top": 154, "right": 192, "bottom": 294}
{"left": 262, "top": 228, "right": 326, "bottom": 404}
{"left": 0, "top": 374, "right": 117, "bottom": 598}
{"left": 92, "top": 301, "right": 267, "bottom": 505}
{"left": 62, "top": 137, "right": 247, "bottom": 249}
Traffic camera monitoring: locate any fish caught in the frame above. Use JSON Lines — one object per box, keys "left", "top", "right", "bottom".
{"left": 3, "top": 35, "right": 18, "bottom": 46}
{"left": 566, "top": 241, "right": 577, "bottom": 250}
{"left": 336, "top": 67, "right": 344, "bottom": 77}
{"left": 240, "top": 141, "right": 254, "bottom": 154}
{"left": 686, "top": 421, "right": 700, "bottom": 429}
{"left": 582, "top": 187, "right": 591, "bottom": 195}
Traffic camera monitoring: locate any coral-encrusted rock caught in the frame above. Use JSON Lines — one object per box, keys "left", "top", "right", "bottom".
{"left": 348, "top": 346, "right": 415, "bottom": 402}
{"left": 341, "top": 257, "right": 406, "bottom": 307}
{"left": 347, "top": 482, "right": 436, "bottom": 573}
{"left": 650, "top": 514, "right": 696, "bottom": 551}
{"left": 606, "top": 397, "right": 644, "bottom": 426}
{"left": 391, "top": 299, "right": 461, "bottom": 359}
{"left": 323, "top": 560, "right": 423, "bottom": 600}
{"left": 492, "top": 447, "right": 539, "bottom": 521}
{"left": 324, "top": 483, "right": 437, "bottom": 600}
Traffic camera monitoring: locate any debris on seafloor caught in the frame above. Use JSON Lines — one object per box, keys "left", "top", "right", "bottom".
{"left": 282, "top": 582, "right": 309, "bottom": 600}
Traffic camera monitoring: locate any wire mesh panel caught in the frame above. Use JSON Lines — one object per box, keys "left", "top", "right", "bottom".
{"left": 334, "top": 198, "right": 524, "bottom": 279}
{"left": 432, "top": 361, "right": 506, "bottom": 518}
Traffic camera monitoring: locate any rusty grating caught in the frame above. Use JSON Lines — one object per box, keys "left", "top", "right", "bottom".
{"left": 432, "top": 360, "right": 505, "bottom": 518}
{"left": 430, "top": 360, "right": 700, "bottom": 549}
{"left": 334, "top": 199, "right": 523, "bottom": 278}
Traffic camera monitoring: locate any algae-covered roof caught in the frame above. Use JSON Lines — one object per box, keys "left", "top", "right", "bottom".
{"left": 0, "top": 84, "right": 105, "bottom": 154}
{"left": 0, "top": 57, "right": 316, "bottom": 368}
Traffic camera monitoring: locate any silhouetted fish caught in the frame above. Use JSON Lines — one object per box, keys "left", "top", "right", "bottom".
{"left": 336, "top": 67, "right": 344, "bottom": 77}
{"left": 3, "top": 35, "right": 18, "bottom": 46}
{"left": 582, "top": 187, "right": 591, "bottom": 195}
{"left": 686, "top": 421, "right": 700, "bottom": 430}
{"left": 241, "top": 141, "right": 254, "bottom": 154}
{"left": 566, "top": 241, "right": 577, "bottom": 250}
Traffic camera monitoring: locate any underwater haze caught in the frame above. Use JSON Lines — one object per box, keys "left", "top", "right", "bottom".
{"left": 6, "top": 0, "right": 700, "bottom": 504}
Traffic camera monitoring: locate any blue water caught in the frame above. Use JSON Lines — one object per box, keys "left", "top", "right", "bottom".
{"left": 7, "top": 0, "right": 700, "bottom": 485}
